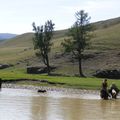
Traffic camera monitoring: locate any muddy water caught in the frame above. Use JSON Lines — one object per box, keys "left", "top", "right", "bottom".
{"left": 0, "top": 88, "right": 120, "bottom": 120}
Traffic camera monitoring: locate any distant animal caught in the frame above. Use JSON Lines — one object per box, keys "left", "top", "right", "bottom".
{"left": 37, "top": 89, "right": 47, "bottom": 93}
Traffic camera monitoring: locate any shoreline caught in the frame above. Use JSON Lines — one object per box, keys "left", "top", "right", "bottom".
{"left": 1, "top": 83, "right": 100, "bottom": 95}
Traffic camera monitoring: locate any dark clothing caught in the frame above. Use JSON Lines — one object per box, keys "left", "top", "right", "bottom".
{"left": 100, "top": 80, "right": 109, "bottom": 99}
{"left": 102, "top": 82, "right": 107, "bottom": 90}
{"left": 100, "top": 89, "right": 109, "bottom": 100}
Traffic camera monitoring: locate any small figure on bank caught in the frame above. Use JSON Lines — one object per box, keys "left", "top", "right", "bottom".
{"left": 108, "top": 83, "right": 119, "bottom": 99}
{"left": 100, "top": 79, "right": 109, "bottom": 99}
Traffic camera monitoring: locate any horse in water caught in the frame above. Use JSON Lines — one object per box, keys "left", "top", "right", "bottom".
{"left": 110, "top": 89, "right": 117, "bottom": 99}
{"left": 100, "top": 83, "right": 119, "bottom": 99}
{"left": 100, "top": 89, "right": 109, "bottom": 100}
{"left": 108, "top": 84, "right": 119, "bottom": 99}
{"left": 100, "top": 89, "right": 118, "bottom": 99}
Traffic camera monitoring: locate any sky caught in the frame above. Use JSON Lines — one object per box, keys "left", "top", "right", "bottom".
{"left": 0, "top": 0, "right": 120, "bottom": 34}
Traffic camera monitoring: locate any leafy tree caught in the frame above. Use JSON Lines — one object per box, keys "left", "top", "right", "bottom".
{"left": 62, "top": 10, "right": 93, "bottom": 77}
{"left": 32, "top": 20, "right": 55, "bottom": 75}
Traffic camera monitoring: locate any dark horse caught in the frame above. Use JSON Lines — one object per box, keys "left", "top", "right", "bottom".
{"left": 100, "top": 89, "right": 109, "bottom": 100}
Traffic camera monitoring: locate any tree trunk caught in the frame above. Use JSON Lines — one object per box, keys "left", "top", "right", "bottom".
{"left": 46, "top": 55, "right": 50, "bottom": 75}
{"left": 78, "top": 57, "right": 85, "bottom": 77}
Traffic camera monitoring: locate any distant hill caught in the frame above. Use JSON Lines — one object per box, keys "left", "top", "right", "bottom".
{"left": 0, "top": 33, "right": 17, "bottom": 40}
{"left": 92, "top": 17, "right": 120, "bottom": 29}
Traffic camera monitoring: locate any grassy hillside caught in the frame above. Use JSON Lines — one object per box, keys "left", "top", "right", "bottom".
{"left": 91, "top": 23, "right": 120, "bottom": 50}
{"left": 92, "top": 17, "right": 120, "bottom": 30}
{"left": 0, "top": 33, "right": 34, "bottom": 63}
{"left": 0, "top": 17, "right": 120, "bottom": 76}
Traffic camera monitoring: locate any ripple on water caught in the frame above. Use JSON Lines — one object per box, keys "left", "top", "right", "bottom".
{"left": 0, "top": 88, "right": 100, "bottom": 100}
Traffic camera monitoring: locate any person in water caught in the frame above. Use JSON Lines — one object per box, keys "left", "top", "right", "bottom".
{"left": 102, "top": 79, "right": 108, "bottom": 90}
{"left": 100, "top": 79, "right": 109, "bottom": 99}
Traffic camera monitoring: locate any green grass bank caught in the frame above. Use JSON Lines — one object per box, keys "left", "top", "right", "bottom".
{"left": 0, "top": 68, "right": 120, "bottom": 90}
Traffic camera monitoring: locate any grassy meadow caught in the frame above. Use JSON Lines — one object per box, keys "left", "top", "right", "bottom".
{"left": 0, "top": 68, "right": 120, "bottom": 90}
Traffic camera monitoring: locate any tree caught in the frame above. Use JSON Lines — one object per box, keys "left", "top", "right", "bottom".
{"left": 62, "top": 10, "right": 93, "bottom": 77}
{"left": 32, "top": 20, "right": 55, "bottom": 75}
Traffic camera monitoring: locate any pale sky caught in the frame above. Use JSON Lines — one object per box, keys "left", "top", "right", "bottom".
{"left": 0, "top": 0, "right": 120, "bottom": 34}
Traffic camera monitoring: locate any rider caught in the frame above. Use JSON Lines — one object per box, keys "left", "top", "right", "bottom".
{"left": 100, "top": 79, "right": 109, "bottom": 99}
{"left": 102, "top": 79, "right": 108, "bottom": 90}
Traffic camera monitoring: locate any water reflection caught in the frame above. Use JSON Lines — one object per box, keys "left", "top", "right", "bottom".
{"left": 0, "top": 89, "right": 33, "bottom": 120}
{"left": 99, "top": 100, "right": 120, "bottom": 120}
{"left": 31, "top": 97, "right": 48, "bottom": 120}
{"left": 0, "top": 88, "right": 120, "bottom": 120}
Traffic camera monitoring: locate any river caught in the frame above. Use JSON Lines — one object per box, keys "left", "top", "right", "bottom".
{"left": 0, "top": 88, "right": 120, "bottom": 120}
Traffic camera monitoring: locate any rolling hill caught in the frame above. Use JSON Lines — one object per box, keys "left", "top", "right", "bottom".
{"left": 0, "top": 17, "right": 120, "bottom": 76}
{"left": 0, "top": 33, "right": 17, "bottom": 40}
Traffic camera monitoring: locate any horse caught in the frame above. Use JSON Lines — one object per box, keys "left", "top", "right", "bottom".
{"left": 108, "top": 84, "right": 119, "bottom": 99}
{"left": 100, "top": 88, "right": 119, "bottom": 99}
{"left": 108, "top": 88, "right": 119, "bottom": 99}
{"left": 100, "top": 89, "right": 109, "bottom": 100}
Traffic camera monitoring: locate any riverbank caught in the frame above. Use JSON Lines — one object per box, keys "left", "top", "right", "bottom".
{"left": 2, "top": 83, "right": 100, "bottom": 95}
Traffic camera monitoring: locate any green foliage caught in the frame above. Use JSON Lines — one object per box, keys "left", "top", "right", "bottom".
{"left": 61, "top": 38, "right": 73, "bottom": 52}
{"left": 62, "top": 10, "right": 92, "bottom": 55}
{"left": 62, "top": 10, "right": 93, "bottom": 76}
{"left": 32, "top": 20, "right": 55, "bottom": 74}
{"left": 32, "top": 20, "right": 54, "bottom": 56}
